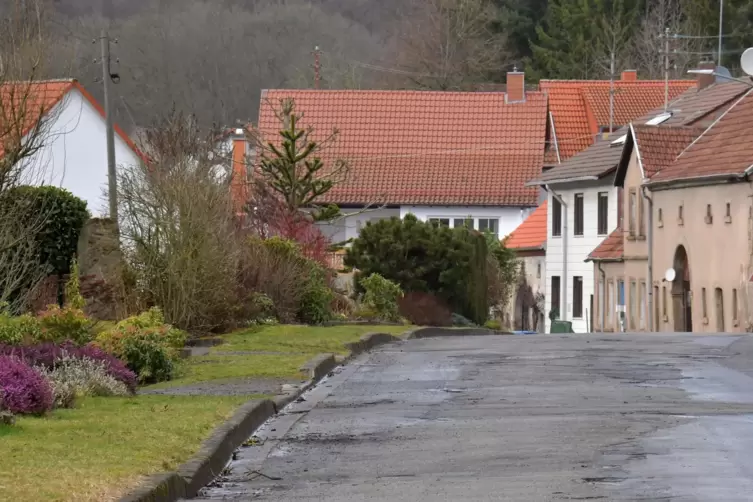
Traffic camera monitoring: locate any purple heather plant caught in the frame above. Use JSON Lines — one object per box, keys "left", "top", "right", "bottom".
{"left": 0, "top": 355, "right": 53, "bottom": 415}
{"left": 0, "top": 342, "right": 137, "bottom": 393}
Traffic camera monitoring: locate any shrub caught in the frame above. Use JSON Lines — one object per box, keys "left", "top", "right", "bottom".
{"left": 64, "top": 258, "right": 86, "bottom": 309}
{"left": 0, "top": 342, "right": 137, "bottom": 393}
{"left": 112, "top": 308, "right": 187, "bottom": 352}
{"left": 120, "top": 335, "right": 174, "bottom": 384}
{"left": 0, "top": 409, "right": 14, "bottom": 426}
{"left": 37, "top": 304, "right": 95, "bottom": 345}
{"left": 484, "top": 319, "right": 502, "bottom": 331}
{"left": 0, "top": 313, "right": 41, "bottom": 345}
{"left": 360, "top": 274, "right": 403, "bottom": 322}
{"left": 40, "top": 356, "right": 130, "bottom": 408}
{"left": 299, "top": 265, "right": 334, "bottom": 325}
{"left": 0, "top": 356, "right": 53, "bottom": 415}
{"left": 346, "top": 215, "right": 489, "bottom": 323}
{"left": 398, "top": 291, "right": 453, "bottom": 326}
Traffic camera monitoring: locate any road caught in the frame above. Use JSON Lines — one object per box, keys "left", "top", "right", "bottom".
{"left": 194, "top": 333, "right": 753, "bottom": 501}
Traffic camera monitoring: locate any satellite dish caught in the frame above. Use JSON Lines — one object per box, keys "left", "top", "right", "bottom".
{"left": 741, "top": 48, "right": 753, "bottom": 77}
{"left": 715, "top": 66, "right": 732, "bottom": 84}
{"left": 664, "top": 268, "right": 676, "bottom": 282}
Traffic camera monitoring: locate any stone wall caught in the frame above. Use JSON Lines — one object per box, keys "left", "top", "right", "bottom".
{"left": 76, "top": 218, "right": 125, "bottom": 320}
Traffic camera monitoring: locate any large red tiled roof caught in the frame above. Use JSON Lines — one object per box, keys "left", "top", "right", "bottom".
{"left": 586, "top": 226, "right": 624, "bottom": 261}
{"left": 257, "top": 90, "right": 548, "bottom": 206}
{"left": 633, "top": 125, "right": 705, "bottom": 178}
{"left": 506, "top": 200, "right": 547, "bottom": 250}
{"left": 540, "top": 80, "right": 696, "bottom": 161}
{"left": 650, "top": 89, "right": 753, "bottom": 184}
{"left": 0, "top": 79, "right": 143, "bottom": 161}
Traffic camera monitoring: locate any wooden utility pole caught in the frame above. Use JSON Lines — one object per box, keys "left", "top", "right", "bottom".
{"left": 100, "top": 29, "right": 118, "bottom": 225}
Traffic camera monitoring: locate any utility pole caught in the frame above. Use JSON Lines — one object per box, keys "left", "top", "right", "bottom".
{"left": 100, "top": 29, "right": 118, "bottom": 226}
{"left": 663, "top": 28, "right": 670, "bottom": 112}
{"left": 313, "top": 46, "right": 321, "bottom": 89}
{"left": 718, "top": 0, "right": 724, "bottom": 67}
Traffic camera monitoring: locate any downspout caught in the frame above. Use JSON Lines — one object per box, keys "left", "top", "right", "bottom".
{"left": 547, "top": 185, "right": 568, "bottom": 323}
{"left": 597, "top": 261, "right": 606, "bottom": 331}
{"left": 642, "top": 186, "right": 654, "bottom": 332}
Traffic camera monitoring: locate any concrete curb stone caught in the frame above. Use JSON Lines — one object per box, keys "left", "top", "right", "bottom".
{"left": 407, "top": 327, "right": 512, "bottom": 339}
{"left": 118, "top": 328, "right": 410, "bottom": 502}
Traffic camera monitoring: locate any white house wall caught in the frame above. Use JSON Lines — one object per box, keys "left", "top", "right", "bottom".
{"left": 21, "top": 88, "right": 141, "bottom": 215}
{"left": 545, "top": 181, "right": 619, "bottom": 333}
{"left": 400, "top": 205, "right": 535, "bottom": 240}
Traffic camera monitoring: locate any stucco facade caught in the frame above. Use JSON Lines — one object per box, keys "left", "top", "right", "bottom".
{"left": 652, "top": 181, "right": 753, "bottom": 333}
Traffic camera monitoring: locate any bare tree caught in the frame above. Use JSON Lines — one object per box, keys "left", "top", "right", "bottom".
{"left": 386, "top": 0, "right": 509, "bottom": 90}
{"left": 0, "top": 0, "right": 70, "bottom": 311}
{"left": 118, "top": 111, "right": 241, "bottom": 331}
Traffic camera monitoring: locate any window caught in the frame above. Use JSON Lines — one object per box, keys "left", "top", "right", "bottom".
{"left": 678, "top": 204, "right": 684, "bottom": 225}
{"left": 573, "top": 193, "right": 584, "bottom": 236}
{"left": 702, "top": 287, "right": 708, "bottom": 319}
{"left": 658, "top": 208, "right": 663, "bottom": 227}
{"left": 551, "top": 276, "right": 561, "bottom": 316}
{"left": 597, "top": 192, "right": 608, "bottom": 235}
{"left": 537, "top": 262, "right": 541, "bottom": 279}
{"left": 715, "top": 288, "right": 724, "bottom": 331}
{"left": 478, "top": 218, "right": 499, "bottom": 234}
{"left": 654, "top": 286, "right": 660, "bottom": 331}
{"left": 726, "top": 203, "right": 731, "bottom": 218}
{"left": 639, "top": 281, "right": 646, "bottom": 329}
{"left": 629, "top": 190, "right": 637, "bottom": 236}
{"left": 662, "top": 286, "right": 667, "bottom": 317}
{"left": 629, "top": 280, "right": 637, "bottom": 329}
{"left": 573, "top": 276, "right": 583, "bottom": 318}
{"left": 638, "top": 194, "right": 646, "bottom": 237}
{"left": 429, "top": 218, "right": 450, "bottom": 227}
{"left": 454, "top": 218, "right": 474, "bottom": 229}
{"left": 706, "top": 204, "right": 713, "bottom": 224}
{"left": 617, "top": 279, "right": 625, "bottom": 307}
{"left": 552, "top": 197, "right": 562, "bottom": 237}
{"left": 607, "top": 281, "right": 614, "bottom": 326}
{"left": 733, "top": 289, "right": 739, "bottom": 322}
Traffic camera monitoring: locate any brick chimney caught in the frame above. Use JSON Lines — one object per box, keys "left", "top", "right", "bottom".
{"left": 506, "top": 70, "right": 525, "bottom": 103}
{"left": 621, "top": 70, "right": 637, "bottom": 81}
{"left": 230, "top": 128, "right": 249, "bottom": 215}
{"left": 697, "top": 61, "right": 716, "bottom": 90}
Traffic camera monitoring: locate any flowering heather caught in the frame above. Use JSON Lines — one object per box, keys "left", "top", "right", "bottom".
{"left": 0, "top": 356, "right": 53, "bottom": 415}
{"left": 0, "top": 342, "right": 136, "bottom": 393}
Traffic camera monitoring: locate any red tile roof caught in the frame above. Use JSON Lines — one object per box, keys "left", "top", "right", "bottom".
{"left": 650, "top": 89, "right": 753, "bottom": 184}
{"left": 540, "top": 80, "right": 696, "bottom": 161}
{"left": 586, "top": 226, "right": 624, "bottom": 261}
{"left": 633, "top": 125, "right": 705, "bottom": 178}
{"left": 506, "top": 200, "right": 547, "bottom": 250}
{"left": 256, "top": 90, "right": 548, "bottom": 206}
{"left": 0, "top": 79, "right": 143, "bottom": 161}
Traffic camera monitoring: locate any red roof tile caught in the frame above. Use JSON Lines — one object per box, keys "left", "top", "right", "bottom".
{"left": 257, "top": 90, "right": 547, "bottom": 206}
{"left": 506, "top": 200, "right": 547, "bottom": 250}
{"left": 540, "top": 80, "right": 696, "bottom": 161}
{"left": 586, "top": 226, "right": 624, "bottom": 261}
{"left": 650, "top": 89, "right": 753, "bottom": 184}
{"left": 633, "top": 125, "right": 705, "bottom": 178}
{"left": 0, "top": 79, "right": 143, "bottom": 161}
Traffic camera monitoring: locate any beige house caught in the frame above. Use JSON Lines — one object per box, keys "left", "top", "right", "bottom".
{"left": 588, "top": 81, "right": 753, "bottom": 333}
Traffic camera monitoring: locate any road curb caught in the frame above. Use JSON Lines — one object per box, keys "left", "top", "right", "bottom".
{"left": 118, "top": 328, "right": 409, "bottom": 502}
{"left": 406, "top": 327, "right": 511, "bottom": 339}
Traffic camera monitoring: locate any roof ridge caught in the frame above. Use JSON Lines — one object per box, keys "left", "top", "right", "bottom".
{"left": 676, "top": 88, "right": 753, "bottom": 160}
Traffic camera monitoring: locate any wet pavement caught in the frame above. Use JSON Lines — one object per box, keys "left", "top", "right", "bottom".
{"left": 190, "top": 333, "right": 753, "bottom": 501}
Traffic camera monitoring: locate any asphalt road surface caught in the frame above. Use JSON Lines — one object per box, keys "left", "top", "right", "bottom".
{"left": 194, "top": 333, "right": 753, "bottom": 501}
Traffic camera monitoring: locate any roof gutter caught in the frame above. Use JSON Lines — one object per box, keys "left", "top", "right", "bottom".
{"left": 527, "top": 175, "right": 600, "bottom": 187}
{"left": 647, "top": 172, "right": 746, "bottom": 191}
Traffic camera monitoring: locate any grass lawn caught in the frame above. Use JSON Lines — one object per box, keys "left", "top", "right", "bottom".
{"left": 0, "top": 395, "right": 254, "bottom": 502}
{"left": 1, "top": 324, "right": 411, "bottom": 501}
{"left": 147, "top": 323, "right": 410, "bottom": 390}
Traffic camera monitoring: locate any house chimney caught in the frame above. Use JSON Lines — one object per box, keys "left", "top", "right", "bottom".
{"left": 231, "top": 128, "right": 249, "bottom": 215}
{"left": 621, "top": 70, "right": 637, "bottom": 81}
{"left": 697, "top": 60, "right": 716, "bottom": 90}
{"left": 506, "top": 70, "right": 525, "bottom": 103}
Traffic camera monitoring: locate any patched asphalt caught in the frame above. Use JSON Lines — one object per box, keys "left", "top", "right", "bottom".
{"left": 191, "top": 333, "right": 753, "bottom": 501}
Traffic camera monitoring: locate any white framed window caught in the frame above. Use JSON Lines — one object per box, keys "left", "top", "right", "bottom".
{"left": 639, "top": 281, "right": 646, "bottom": 329}
{"left": 478, "top": 218, "right": 499, "bottom": 234}
{"left": 607, "top": 280, "right": 614, "bottom": 326}
{"left": 429, "top": 218, "right": 450, "bottom": 227}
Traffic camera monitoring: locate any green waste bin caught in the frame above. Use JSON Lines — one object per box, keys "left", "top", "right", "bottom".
{"left": 550, "top": 320, "right": 574, "bottom": 333}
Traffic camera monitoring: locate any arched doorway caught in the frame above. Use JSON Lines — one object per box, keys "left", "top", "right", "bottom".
{"left": 671, "top": 245, "right": 692, "bottom": 332}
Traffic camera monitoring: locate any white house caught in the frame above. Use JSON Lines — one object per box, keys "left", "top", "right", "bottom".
{"left": 7, "top": 79, "right": 143, "bottom": 215}
{"left": 251, "top": 72, "right": 549, "bottom": 241}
